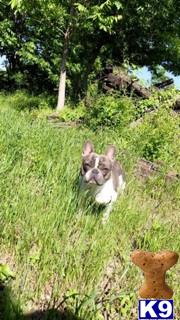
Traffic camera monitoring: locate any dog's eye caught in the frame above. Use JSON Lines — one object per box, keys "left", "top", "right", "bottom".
{"left": 102, "top": 168, "right": 109, "bottom": 174}
{"left": 84, "top": 163, "right": 91, "bottom": 170}
{"left": 84, "top": 163, "right": 91, "bottom": 167}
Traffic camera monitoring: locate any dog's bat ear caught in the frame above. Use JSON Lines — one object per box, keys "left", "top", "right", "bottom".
{"left": 105, "top": 145, "right": 116, "bottom": 160}
{"left": 82, "top": 140, "right": 94, "bottom": 157}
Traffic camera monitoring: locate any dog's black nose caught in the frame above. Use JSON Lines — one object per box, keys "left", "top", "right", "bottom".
{"left": 92, "top": 168, "right": 98, "bottom": 174}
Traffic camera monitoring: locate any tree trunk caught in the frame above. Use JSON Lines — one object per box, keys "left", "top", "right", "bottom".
{"left": 56, "top": 4, "right": 75, "bottom": 112}
{"left": 56, "top": 30, "right": 70, "bottom": 112}
{"left": 58, "top": 69, "right": 66, "bottom": 111}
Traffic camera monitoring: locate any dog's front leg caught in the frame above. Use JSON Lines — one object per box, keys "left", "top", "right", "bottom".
{"left": 102, "top": 202, "right": 113, "bottom": 224}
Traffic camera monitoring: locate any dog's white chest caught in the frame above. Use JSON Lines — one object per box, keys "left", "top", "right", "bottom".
{"left": 95, "top": 177, "right": 118, "bottom": 205}
{"left": 80, "top": 174, "right": 125, "bottom": 206}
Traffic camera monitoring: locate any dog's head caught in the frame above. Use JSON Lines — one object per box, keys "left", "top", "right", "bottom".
{"left": 81, "top": 140, "right": 116, "bottom": 186}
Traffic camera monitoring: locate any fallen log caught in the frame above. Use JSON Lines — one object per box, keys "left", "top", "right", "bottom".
{"left": 101, "top": 65, "right": 176, "bottom": 99}
{"left": 154, "top": 78, "right": 174, "bottom": 89}
{"left": 102, "top": 72, "right": 151, "bottom": 99}
{"left": 173, "top": 96, "right": 180, "bottom": 113}
{"left": 47, "top": 113, "right": 60, "bottom": 121}
{"left": 136, "top": 159, "right": 161, "bottom": 180}
{"left": 47, "top": 114, "right": 82, "bottom": 128}
{"left": 50, "top": 121, "right": 81, "bottom": 128}
{"left": 136, "top": 159, "right": 179, "bottom": 182}
{"left": 131, "top": 81, "right": 151, "bottom": 99}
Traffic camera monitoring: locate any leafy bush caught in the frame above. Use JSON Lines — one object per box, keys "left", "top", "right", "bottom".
{"left": 59, "top": 102, "right": 87, "bottom": 122}
{"left": 87, "top": 94, "right": 135, "bottom": 128}
{"left": 8, "top": 91, "right": 41, "bottom": 110}
{"left": 135, "top": 87, "right": 177, "bottom": 118}
{"left": 0, "top": 91, "right": 55, "bottom": 112}
{"left": 131, "top": 107, "right": 179, "bottom": 161}
{"left": 135, "top": 95, "right": 159, "bottom": 117}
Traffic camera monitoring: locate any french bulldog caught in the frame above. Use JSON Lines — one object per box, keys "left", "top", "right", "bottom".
{"left": 80, "top": 140, "right": 125, "bottom": 223}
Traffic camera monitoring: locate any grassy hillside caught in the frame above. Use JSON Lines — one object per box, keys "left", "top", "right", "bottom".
{"left": 0, "top": 95, "right": 179, "bottom": 320}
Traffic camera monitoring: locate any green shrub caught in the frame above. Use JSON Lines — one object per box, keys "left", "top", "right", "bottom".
{"left": 87, "top": 94, "right": 135, "bottom": 128}
{"left": 135, "top": 87, "right": 177, "bottom": 118}
{"left": 132, "top": 107, "right": 179, "bottom": 162}
{"left": 135, "top": 95, "right": 159, "bottom": 117}
{"left": 59, "top": 101, "right": 87, "bottom": 122}
{"left": 0, "top": 91, "right": 56, "bottom": 113}
{"left": 8, "top": 91, "right": 41, "bottom": 110}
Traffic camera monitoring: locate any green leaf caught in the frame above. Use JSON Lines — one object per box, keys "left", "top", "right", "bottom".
{"left": 75, "top": 3, "right": 87, "bottom": 13}
{"left": 0, "top": 264, "right": 15, "bottom": 281}
{"left": 114, "top": 1, "right": 122, "bottom": 10}
{"left": 10, "top": 0, "right": 23, "bottom": 9}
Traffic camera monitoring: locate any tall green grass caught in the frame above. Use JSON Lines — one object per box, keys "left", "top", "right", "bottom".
{"left": 0, "top": 95, "right": 179, "bottom": 319}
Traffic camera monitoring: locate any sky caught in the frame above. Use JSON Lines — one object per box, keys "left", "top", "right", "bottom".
{"left": 0, "top": 56, "right": 6, "bottom": 71}
{"left": 0, "top": 56, "right": 180, "bottom": 89}
{"left": 135, "top": 66, "right": 180, "bottom": 89}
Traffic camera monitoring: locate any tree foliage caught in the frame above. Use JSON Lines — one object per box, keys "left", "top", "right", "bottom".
{"left": 0, "top": 0, "right": 179, "bottom": 95}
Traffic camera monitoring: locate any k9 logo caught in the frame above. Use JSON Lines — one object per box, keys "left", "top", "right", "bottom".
{"left": 138, "top": 300, "right": 174, "bottom": 320}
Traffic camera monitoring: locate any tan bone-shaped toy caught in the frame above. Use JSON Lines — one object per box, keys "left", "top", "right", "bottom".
{"left": 131, "top": 250, "right": 179, "bottom": 299}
